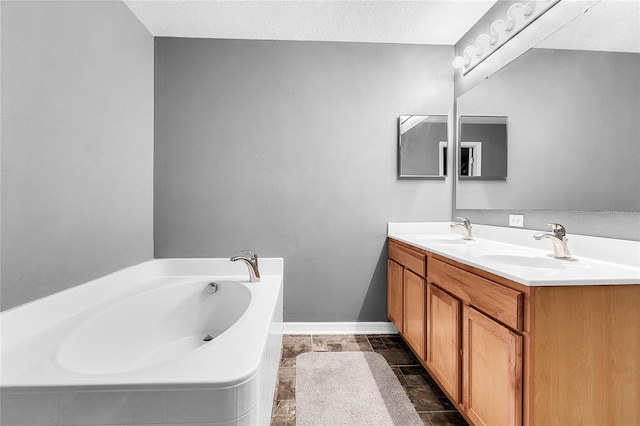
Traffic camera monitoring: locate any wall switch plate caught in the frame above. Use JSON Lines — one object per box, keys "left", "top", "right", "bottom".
{"left": 509, "top": 214, "right": 525, "bottom": 227}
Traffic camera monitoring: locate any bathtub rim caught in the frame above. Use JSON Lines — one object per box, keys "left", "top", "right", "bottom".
{"left": 1, "top": 258, "right": 284, "bottom": 391}
{"left": 1, "top": 257, "right": 283, "bottom": 345}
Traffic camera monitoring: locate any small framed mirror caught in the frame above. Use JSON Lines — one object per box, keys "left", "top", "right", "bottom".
{"left": 398, "top": 115, "right": 448, "bottom": 179}
{"left": 458, "top": 115, "right": 508, "bottom": 180}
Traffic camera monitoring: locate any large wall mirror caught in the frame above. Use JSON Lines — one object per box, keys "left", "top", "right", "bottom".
{"left": 456, "top": 1, "right": 639, "bottom": 211}
{"left": 398, "top": 115, "right": 448, "bottom": 178}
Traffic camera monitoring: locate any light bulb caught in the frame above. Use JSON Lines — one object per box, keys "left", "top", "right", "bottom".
{"left": 490, "top": 19, "right": 506, "bottom": 36}
{"left": 463, "top": 45, "right": 478, "bottom": 59}
{"left": 505, "top": 18, "right": 516, "bottom": 32}
{"left": 476, "top": 33, "right": 492, "bottom": 52}
{"left": 508, "top": 3, "right": 524, "bottom": 20}
{"left": 523, "top": 2, "right": 535, "bottom": 17}
{"left": 452, "top": 56, "right": 467, "bottom": 69}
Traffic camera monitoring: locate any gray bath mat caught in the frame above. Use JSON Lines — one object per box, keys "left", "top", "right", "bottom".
{"left": 296, "top": 351, "right": 422, "bottom": 425}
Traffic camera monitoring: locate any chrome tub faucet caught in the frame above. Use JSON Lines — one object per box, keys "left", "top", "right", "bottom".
{"left": 534, "top": 223, "right": 572, "bottom": 259}
{"left": 451, "top": 217, "right": 473, "bottom": 240}
{"left": 230, "top": 250, "right": 261, "bottom": 283}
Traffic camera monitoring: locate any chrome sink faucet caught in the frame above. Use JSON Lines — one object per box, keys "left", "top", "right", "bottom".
{"left": 230, "top": 250, "right": 261, "bottom": 283}
{"left": 534, "top": 224, "right": 572, "bottom": 259}
{"left": 450, "top": 217, "right": 473, "bottom": 240}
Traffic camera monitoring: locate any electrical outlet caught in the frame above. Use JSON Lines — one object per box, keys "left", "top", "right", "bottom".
{"left": 509, "top": 214, "right": 524, "bottom": 227}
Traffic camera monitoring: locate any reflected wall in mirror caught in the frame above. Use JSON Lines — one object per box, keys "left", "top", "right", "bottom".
{"left": 398, "top": 115, "right": 448, "bottom": 178}
{"left": 456, "top": 0, "right": 640, "bottom": 211}
{"left": 459, "top": 116, "right": 507, "bottom": 179}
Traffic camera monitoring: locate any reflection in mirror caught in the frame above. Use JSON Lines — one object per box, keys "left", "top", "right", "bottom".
{"left": 398, "top": 115, "right": 448, "bottom": 178}
{"left": 456, "top": 0, "right": 639, "bottom": 211}
{"left": 458, "top": 116, "right": 507, "bottom": 179}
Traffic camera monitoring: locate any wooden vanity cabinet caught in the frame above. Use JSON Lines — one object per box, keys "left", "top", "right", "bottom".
{"left": 387, "top": 240, "right": 427, "bottom": 359}
{"left": 427, "top": 256, "right": 524, "bottom": 426}
{"left": 388, "top": 237, "right": 640, "bottom": 426}
{"left": 389, "top": 238, "right": 524, "bottom": 425}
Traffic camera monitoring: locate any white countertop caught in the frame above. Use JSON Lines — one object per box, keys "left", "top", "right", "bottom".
{"left": 388, "top": 222, "right": 640, "bottom": 286}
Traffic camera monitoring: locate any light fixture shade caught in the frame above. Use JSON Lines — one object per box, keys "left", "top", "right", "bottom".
{"left": 453, "top": 0, "right": 560, "bottom": 75}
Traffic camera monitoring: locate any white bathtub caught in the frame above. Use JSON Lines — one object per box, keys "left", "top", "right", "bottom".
{"left": 0, "top": 258, "right": 284, "bottom": 426}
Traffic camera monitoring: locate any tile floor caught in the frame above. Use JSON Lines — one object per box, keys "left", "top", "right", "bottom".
{"left": 270, "top": 334, "right": 469, "bottom": 426}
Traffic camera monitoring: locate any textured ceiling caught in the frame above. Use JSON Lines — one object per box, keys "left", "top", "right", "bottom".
{"left": 123, "top": 0, "right": 498, "bottom": 45}
{"left": 536, "top": 0, "right": 640, "bottom": 53}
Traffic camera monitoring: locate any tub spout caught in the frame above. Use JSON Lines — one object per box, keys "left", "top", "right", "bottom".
{"left": 230, "top": 250, "right": 261, "bottom": 283}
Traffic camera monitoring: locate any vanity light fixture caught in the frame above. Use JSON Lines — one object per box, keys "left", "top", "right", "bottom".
{"left": 453, "top": 0, "right": 560, "bottom": 75}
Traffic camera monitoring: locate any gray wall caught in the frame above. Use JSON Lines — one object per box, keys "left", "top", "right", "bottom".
{"left": 1, "top": 1, "right": 154, "bottom": 310}
{"left": 154, "top": 38, "right": 453, "bottom": 321}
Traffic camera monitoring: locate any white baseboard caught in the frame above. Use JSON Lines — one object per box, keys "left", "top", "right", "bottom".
{"left": 281, "top": 322, "right": 399, "bottom": 335}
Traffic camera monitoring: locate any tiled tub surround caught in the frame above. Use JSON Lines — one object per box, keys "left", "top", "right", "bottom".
{"left": 388, "top": 222, "right": 640, "bottom": 285}
{"left": 1, "top": 258, "right": 284, "bottom": 426}
{"left": 271, "top": 334, "right": 468, "bottom": 426}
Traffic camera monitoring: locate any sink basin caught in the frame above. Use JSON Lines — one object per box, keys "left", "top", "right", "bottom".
{"left": 474, "top": 253, "right": 570, "bottom": 269}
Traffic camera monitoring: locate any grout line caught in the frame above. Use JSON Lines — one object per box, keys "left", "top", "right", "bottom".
{"left": 364, "top": 335, "right": 375, "bottom": 352}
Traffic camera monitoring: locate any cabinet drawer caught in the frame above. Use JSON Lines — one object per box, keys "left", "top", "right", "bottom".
{"left": 388, "top": 240, "right": 426, "bottom": 277}
{"left": 429, "top": 258, "right": 524, "bottom": 331}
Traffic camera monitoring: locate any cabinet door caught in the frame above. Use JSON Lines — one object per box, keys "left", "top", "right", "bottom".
{"left": 387, "top": 259, "right": 404, "bottom": 333}
{"left": 426, "top": 283, "right": 461, "bottom": 402}
{"left": 403, "top": 269, "right": 426, "bottom": 359}
{"left": 462, "top": 306, "right": 523, "bottom": 426}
